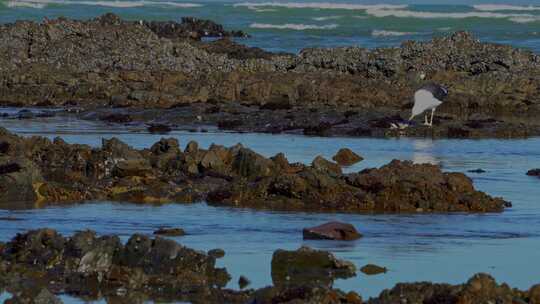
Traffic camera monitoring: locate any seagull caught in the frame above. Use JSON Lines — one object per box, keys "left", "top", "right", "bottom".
{"left": 409, "top": 83, "right": 448, "bottom": 127}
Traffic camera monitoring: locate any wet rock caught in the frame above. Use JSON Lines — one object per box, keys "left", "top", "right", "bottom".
{"left": 527, "top": 169, "right": 540, "bottom": 177}
{"left": 147, "top": 124, "right": 172, "bottom": 134}
{"left": 0, "top": 229, "right": 232, "bottom": 303}
{"left": 360, "top": 264, "right": 387, "bottom": 275}
{"left": 153, "top": 227, "right": 185, "bottom": 236}
{"left": 303, "top": 221, "right": 362, "bottom": 241}
{"left": 468, "top": 168, "right": 486, "bottom": 174}
{"left": 5, "top": 288, "right": 63, "bottom": 304}
{"left": 17, "top": 110, "right": 35, "bottom": 120}
{"left": 208, "top": 248, "right": 225, "bottom": 259}
{"left": 271, "top": 246, "right": 356, "bottom": 287}
{"left": 0, "top": 129, "right": 510, "bottom": 213}
{"left": 249, "top": 285, "right": 362, "bottom": 304}
{"left": 530, "top": 284, "right": 540, "bottom": 304}
{"left": 239, "top": 275, "right": 251, "bottom": 289}
{"left": 312, "top": 156, "right": 342, "bottom": 176}
{"left": 369, "top": 273, "right": 528, "bottom": 304}
{"left": 144, "top": 17, "right": 248, "bottom": 40}
{"left": 332, "top": 148, "right": 363, "bottom": 166}
{"left": 0, "top": 141, "right": 9, "bottom": 154}
{"left": 100, "top": 114, "right": 133, "bottom": 124}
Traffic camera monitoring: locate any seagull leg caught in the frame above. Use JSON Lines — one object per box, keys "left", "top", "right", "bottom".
{"left": 423, "top": 113, "right": 429, "bottom": 126}
{"left": 430, "top": 108, "right": 436, "bottom": 127}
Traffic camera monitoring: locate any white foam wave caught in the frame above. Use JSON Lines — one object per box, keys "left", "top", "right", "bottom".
{"left": 5, "top": 0, "right": 202, "bottom": 9}
{"left": 372, "top": 30, "right": 418, "bottom": 37}
{"left": 312, "top": 15, "right": 342, "bottom": 21}
{"left": 365, "top": 8, "right": 540, "bottom": 23}
{"left": 473, "top": 4, "right": 540, "bottom": 11}
{"left": 6, "top": 0, "right": 47, "bottom": 8}
{"left": 235, "top": 2, "right": 407, "bottom": 10}
{"left": 250, "top": 22, "right": 338, "bottom": 30}
{"left": 509, "top": 16, "right": 540, "bottom": 23}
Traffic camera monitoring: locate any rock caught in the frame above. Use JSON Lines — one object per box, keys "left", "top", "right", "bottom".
{"left": 360, "top": 264, "right": 387, "bottom": 275}
{"left": 17, "top": 109, "right": 35, "bottom": 120}
{"left": 527, "top": 169, "right": 540, "bottom": 177}
{"left": 332, "top": 148, "right": 363, "bottom": 166}
{"left": 249, "top": 285, "right": 361, "bottom": 304}
{"left": 208, "top": 248, "right": 225, "bottom": 259}
{"left": 147, "top": 124, "right": 172, "bottom": 134}
{"left": 0, "top": 141, "right": 9, "bottom": 154}
{"left": 303, "top": 221, "right": 362, "bottom": 241}
{"left": 112, "top": 159, "right": 152, "bottom": 178}
{"left": 153, "top": 227, "right": 186, "bottom": 236}
{"left": 468, "top": 168, "right": 486, "bottom": 173}
{"left": 143, "top": 17, "right": 248, "bottom": 40}
{"left": 530, "top": 284, "right": 540, "bottom": 304}
{"left": 0, "top": 128, "right": 510, "bottom": 213}
{"left": 312, "top": 156, "right": 342, "bottom": 176}
{"left": 239, "top": 275, "right": 251, "bottom": 289}
{"left": 5, "top": 288, "right": 63, "bottom": 304}
{"left": 271, "top": 246, "right": 356, "bottom": 287}
{"left": 369, "top": 273, "right": 525, "bottom": 304}
{"left": 0, "top": 229, "right": 233, "bottom": 303}
{"left": 100, "top": 113, "right": 133, "bottom": 123}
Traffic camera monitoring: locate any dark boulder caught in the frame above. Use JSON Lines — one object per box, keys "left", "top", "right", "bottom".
{"left": 303, "top": 221, "right": 362, "bottom": 241}
{"left": 153, "top": 227, "right": 185, "bottom": 236}
{"left": 332, "top": 148, "right": 363, "bottom": 166}
{"left": 360, "top": 264, "right": 387, "bottom": 275}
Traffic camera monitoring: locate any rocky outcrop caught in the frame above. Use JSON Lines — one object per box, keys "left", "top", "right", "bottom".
{"left": 271, "top": 246, "right": 356, "bottom": 288}
{"left": 333, "top": 148, "right": 363, "bottom": 166}
{"left": 1, "top": 15, "right": 540, "bottom": 138}
{"left": 0, "top": 128, "right": 509, "bottom": 213}
{"left": 303, "top": 222, "right": 362, "bottom": 241}
{"left": 368, "top": 273, "right": 531, "bottom": 304}
{"left": 0, "top": 229, "right": 246, "bottom": 303}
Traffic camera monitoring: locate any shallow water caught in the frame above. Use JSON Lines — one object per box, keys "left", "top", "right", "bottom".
{"left": 1, "top": 114, "right": 540, "bottom": 302}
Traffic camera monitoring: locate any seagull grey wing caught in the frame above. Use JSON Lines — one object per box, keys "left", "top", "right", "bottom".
{"left": 421, "top": 83, "right": 448, "bottom": 101}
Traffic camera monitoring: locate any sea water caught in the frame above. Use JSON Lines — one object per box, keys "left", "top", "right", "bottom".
{"left": 1, "top": 114, "right": 540, "bottom": 302}
{"left": 1, "top": 0, "right": 540, "bottom": 53}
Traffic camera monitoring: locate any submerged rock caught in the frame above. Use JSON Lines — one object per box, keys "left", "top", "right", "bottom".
{"left": 527, "top": 169, "right": 540, "bottom": 177}
{"left": 271, "top": 246, "right": 356, "bottom": 288}
{"left": 360, "top": 264, "right": 387, "bottom": 275}
{"left": 303, "top": 221, "right": 362, "bottom": 241}
{"left": 153, "top": 227, "right": 185, "bottom": 236}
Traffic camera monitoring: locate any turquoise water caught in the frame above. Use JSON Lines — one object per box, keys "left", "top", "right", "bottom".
{"left": 1, "top": 113, "right": 540, "bottom": 302}
{"left": 1, "top": 0, "right": 540, "bottom": 53}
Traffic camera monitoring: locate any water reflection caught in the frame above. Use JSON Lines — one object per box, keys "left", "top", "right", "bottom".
{"left": 412, "top": 139, "right": 439, "bottom": 165}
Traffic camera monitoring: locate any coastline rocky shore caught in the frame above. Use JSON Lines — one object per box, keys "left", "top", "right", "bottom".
{"left": 0, "top": 128, "right": 509, "bottom": 212}
{"left": 1, "top": 228, "right": 539, "bottom": 304}
{"left": 1, "top": 14, "right": 540, "bottom": 138}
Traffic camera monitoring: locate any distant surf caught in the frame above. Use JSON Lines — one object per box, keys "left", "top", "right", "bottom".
{"left": 235, "top": 2, "right": 407, "bottom": 10}
{"left": 250, "top": 22, "right": 339, "bottom": 30}
{"left": 4, "top": 0, "right": 202, "bottom": 9}
{"left": 473, "top": 4, "right": 540, "bottom": 11}
{"left": 372, "top": 30, "right": 418, "bottom": 37}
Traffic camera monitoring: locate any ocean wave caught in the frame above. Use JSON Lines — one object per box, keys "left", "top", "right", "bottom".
{"left": 249, "top": 22, "right": 338, "bottom": 30}
{"left": 235, "top": 2, "right": 407, "bottom": 10}
{"left": 365, "top": 8, "right": 540, "bottom": 23}
{"left": 312, "top": 15, "right": 342, "bottom": 21}
{"left": 5, "top": 0, "right": 47, "bottom": 8}
{"left": 473, "top": 4, "right": 540, "bottom": 11}
{"left": 372, "top": 30, "right": 418, "bottom": 37}
{"left": 5, "top": 0, "right": 202, "bottom": 9}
